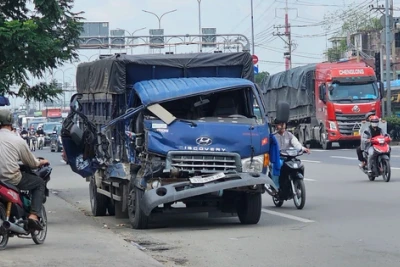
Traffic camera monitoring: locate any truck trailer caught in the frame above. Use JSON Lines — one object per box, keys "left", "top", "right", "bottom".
{"left": 262, "top": 60, "right": 383, "bottom": 149}
{"left": 61, "top": 52, "right": 288, "bottom": 229}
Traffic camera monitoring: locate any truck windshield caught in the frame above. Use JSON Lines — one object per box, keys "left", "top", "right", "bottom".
{"left": 328, "top": 82, "right": 378, "bottom": 102}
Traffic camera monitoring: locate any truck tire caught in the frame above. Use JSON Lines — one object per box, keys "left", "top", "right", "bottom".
{"left": 128, "top": 186, "right": 150, "bottom": 229}
{"left": 89, "top": 177, "right": 108, "bottom": 216}
{"left": 236, "top": 192, "right": 262, "bottom": 224}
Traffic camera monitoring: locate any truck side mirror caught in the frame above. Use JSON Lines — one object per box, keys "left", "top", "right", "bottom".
{"left": 319, "top": 84, "right": 326, "bottom": 102}
{"left": 275, "top": 101, "right": 290, "bottom": 124}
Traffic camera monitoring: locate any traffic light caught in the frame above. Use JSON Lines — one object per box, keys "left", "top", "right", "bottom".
{"left": 375, "top": 52, "right": 381, "bottom": 81}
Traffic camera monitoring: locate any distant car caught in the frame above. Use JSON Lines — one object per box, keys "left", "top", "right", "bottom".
{"left": 50, "top": 124, "right": 63, "bottom": 152}
{"left": 43, "top": 122, "right": 61, "bottom": 146}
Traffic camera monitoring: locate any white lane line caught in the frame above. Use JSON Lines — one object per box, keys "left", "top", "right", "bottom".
{"left": 310, "top": 149, "right": 328, "bottom": 152}
{"left": 262, "top": 209, "right": 315, "bottom": 223}
{"left": 302, "top": 160, "right": 321, "bottom": 163}
{"left": 330, "top": 156, "right": 357, "bottom": 160}
{"left": 304, "top": 178, "right": 317, "bottom": 182}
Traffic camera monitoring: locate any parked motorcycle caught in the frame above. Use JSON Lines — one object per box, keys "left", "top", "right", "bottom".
{"left": 38, "top": 134, "right": 44, "bottom": 150}
{"left": 0, "top": 159, "right": 51, "bottom": 250}
{"left": 360, "top": 134, "right": 391, "bottom": 182}
{"left": 268, "top": 147, "right": 306, "bottom": 209}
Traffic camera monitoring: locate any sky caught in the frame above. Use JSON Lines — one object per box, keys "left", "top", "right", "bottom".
{"left": 14, "top": 0, "right": 392, "bottom": 108}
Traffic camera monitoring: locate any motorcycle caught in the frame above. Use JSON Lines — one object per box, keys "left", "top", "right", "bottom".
{"left": 268, "top": 147, "right": 306, "bottom": 209}
{"left": 38, "top": 134, "right": 44, "bottom": 150}
{"left": 29, "top": 136, "right": 37, "bottom": 151}
{"left": 0, "top": 159, "right": 51, "bottom": 250}
{"left": 360, "top": 134, "right": 391, "bottom": 182}
{"left": 21, "top": 134, "right": 29, "bottom": 146}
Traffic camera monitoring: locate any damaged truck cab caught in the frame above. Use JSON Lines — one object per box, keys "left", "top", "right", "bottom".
{"left": 62, "top": 52, "right": 286, "bottom": 229}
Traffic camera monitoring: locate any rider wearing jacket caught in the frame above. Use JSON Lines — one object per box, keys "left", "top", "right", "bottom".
{"left": 361, "top": 115, "right": 386, "bottom": 173}
{"left": 0, "top": 110, "right": 49, "bottom": 230}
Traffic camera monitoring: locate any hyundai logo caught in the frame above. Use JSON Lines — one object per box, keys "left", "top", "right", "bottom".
{"left": 196, "top": 137, "right": 212, "bottom": 146}
{"left": 352, "top": 105, "right": 360, "bottom": 113}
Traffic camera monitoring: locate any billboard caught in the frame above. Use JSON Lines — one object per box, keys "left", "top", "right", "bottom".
{"left": 202, "top": 28, "right": 217, "bottom": 48}
{"left": 110, "top": 29, "right": 125, "bottom": 48}
{"left": 79, "top": 22, "right": 109, "bottom": 49}
{"left": 149, "top": 29, "right": 165, "bottom": 49}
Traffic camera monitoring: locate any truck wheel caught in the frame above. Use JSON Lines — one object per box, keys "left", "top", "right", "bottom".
{"left": 89, "top": 177, "right": 108, "bottom": 216}
{"left": 321, "top": 140, "right": 332, "bottom": 150}
{"left": 236, "top": 192, "right": 262, "bottom": 224}
{"left": 128, "top": 186, "right": 149, "bottom": 229}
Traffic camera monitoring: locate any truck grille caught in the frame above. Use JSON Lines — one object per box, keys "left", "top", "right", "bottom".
{"left": 335, "top": 112, "right": 366, "bottom": 135}
{"left": 165, "top": 151, "right": 242, "bottom": 174}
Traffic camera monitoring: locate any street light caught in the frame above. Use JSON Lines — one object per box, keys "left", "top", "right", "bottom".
{"left": 142, "top": 9, "right": 177, "bottom": 29}
{"left": 197, "top": 0, "right": 202, "bottom": 52}
{"left": 116, "top": 27, "right": 146, "bottom": 54}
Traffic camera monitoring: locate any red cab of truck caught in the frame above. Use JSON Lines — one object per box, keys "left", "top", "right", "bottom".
{"left": 316, "top": 61, "right": 382, "bottom": 146}
{"left": 262, "top": 59, "right": 383, "bottom": 149}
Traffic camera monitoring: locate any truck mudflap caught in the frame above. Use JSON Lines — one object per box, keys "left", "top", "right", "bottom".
{"left": 140, "top": 172, "right": 275, "bottom": 216}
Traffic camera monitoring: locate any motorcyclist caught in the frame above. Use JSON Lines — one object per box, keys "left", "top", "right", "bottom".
{"left": 361, "top": 115, "right": 387, "bottom": 173}
{"left": 0, "top": 110, "right": 49, "bottom": 230}
{"left": 36, "top": 126, "right": 45, "bottom": 148}
{"left": 29, "top": 127, "right": 37, "bottom": 151}
{"left": 269, "top": 120, "right": 310, "bottom": 193}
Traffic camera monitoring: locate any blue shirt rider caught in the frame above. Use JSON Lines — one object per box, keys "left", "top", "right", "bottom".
{"left": 268, "top": 120, "right": 310, "bottom": 194}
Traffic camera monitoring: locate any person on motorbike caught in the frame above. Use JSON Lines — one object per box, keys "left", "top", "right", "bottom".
{"left": 0, "top": 110, "right": 49, "bottom": 230}
{"left": 357, "top": 113, "right": 374, "bottom": 168}
{"left": 269, "top": 120, "right": 310, "bottom": 193}
{"left": 36, "top": 126, "right": 45, "bottom": 148}
{"left": 29, "top": 127, "right": 37, "bottom": 151}
{"left": 361, "top": 115, "right": 387, "bottom": 173}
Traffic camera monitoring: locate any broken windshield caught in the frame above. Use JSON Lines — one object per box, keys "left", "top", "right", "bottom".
{"left": 144, "top": 87, "right": 261, "bottom": 124}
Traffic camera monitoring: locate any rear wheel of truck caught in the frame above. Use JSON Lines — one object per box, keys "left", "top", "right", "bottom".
{"left": 89, "top": 177, "right": 108, "bottom": 216}
{"left": 236, "top": 192, "right": 262, "bottom": 224}
{"left": 128, "top": 187, "right": 149, "bottom": 229}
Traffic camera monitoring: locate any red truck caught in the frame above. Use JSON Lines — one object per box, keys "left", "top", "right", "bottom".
{"left": 262, "top": 59, "right": 383, "bottom": 149}
{"left": 42, "top": 107, "right": 62, "bottom": 123}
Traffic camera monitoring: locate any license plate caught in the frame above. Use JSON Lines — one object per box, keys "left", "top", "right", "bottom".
{"left": 353, "top": 131, "right": 360, "bottom": 136}
{"left": 189, "top": 172, "right": 226, "bottom": 184}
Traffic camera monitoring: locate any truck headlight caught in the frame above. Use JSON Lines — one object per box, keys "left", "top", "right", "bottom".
{"left": 241, "top": 155, "right": 265, "bottom": 173}
{"left": 329, "top": 121, "right": 337, "bottom": 130}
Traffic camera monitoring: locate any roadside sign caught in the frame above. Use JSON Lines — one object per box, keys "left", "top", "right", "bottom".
{"left": 252, "top": 55, "right": 259, "bottom": 64}
{"left": 254, "top": 65, "right": 259, "bottom": 74}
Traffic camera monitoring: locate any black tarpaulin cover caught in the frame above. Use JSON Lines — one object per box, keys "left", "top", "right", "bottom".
{"left": 261, "top": 63, "right": 317, "bottom": 119}
{"left": 76, "top": 52, "right": 254, "bottom": 94}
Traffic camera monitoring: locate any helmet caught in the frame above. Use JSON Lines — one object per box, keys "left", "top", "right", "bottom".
{"left": 0, "top": 110, "right": 14, "bottom": 126}
{"left": 370, "top": 115, "right": 379, "bottom": 127}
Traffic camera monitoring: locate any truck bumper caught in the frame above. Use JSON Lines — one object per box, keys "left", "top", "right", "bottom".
{"left": 327, "top": 130, "right": 360, "bottom": 142}
{"left": 140, "top": 172, "right": 274, "bottom": 216}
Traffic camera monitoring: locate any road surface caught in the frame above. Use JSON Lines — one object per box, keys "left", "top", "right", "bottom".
{"left": 6, "top": 147, "right": 400, "bottom": 267}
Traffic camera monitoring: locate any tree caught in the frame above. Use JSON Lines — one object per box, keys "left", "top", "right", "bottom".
{"left": 323, "top": 5, "right": 383, "bottom": 62}
{"left": 255, "top": 71, "right": 269, "bottom": 85}
{"left": 0, "top": 0, "right": 84, "bottom": 102}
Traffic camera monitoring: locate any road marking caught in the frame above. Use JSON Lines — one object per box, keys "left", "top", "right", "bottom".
{"left": 310, "top": 149, "right": 328, "bottom": 152}
{"left": 304, "top": 178, "right": 317, "bottom": 182}
{"left": 330, "top": 156, "right": 357, "bottom": 160}
{"left": 391, "top": 167, "right": 400, "bottom": 170}
{"left": 302, "top": 160, "right": 321, "bottom": 163}
{"left": 262, "top": 209, "right": 315, "bottom": 223}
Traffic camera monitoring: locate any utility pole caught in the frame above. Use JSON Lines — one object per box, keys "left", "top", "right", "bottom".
{"left": 197, "top": 0, "right": 202, "bottom": 52}
{"left": 391, "top": 0, "right": 396, "bottom": 80}
{"left": 273, "top": 0, "right": 293, "bottom": 70}
{"left": 250, "top": 0, "right": 255, "bottom": 55}
{"left": 370, "top": 0, "right": 393, "bottom": 116}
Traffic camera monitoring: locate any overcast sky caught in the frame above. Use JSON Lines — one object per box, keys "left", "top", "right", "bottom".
{"left": 16, "top": 0, "right": 392, "bottom": 108}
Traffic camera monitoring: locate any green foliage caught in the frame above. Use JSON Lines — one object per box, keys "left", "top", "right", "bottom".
{"left": 323, "top": 5, "right": 383, "bottom": 35}
{"left": 0, "top": 0, "right": 84, "bottom": 102}
{"left": 255, "top": 71, "right": 269, "bottom": 85}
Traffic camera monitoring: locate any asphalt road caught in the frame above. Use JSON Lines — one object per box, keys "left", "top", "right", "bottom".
{"left": 10, "top": 147, "right": 400, "bottom": 267}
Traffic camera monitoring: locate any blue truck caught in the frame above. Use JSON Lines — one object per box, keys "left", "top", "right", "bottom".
{"left": 61, "top": 52, "right": 288, "bottom": 229}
